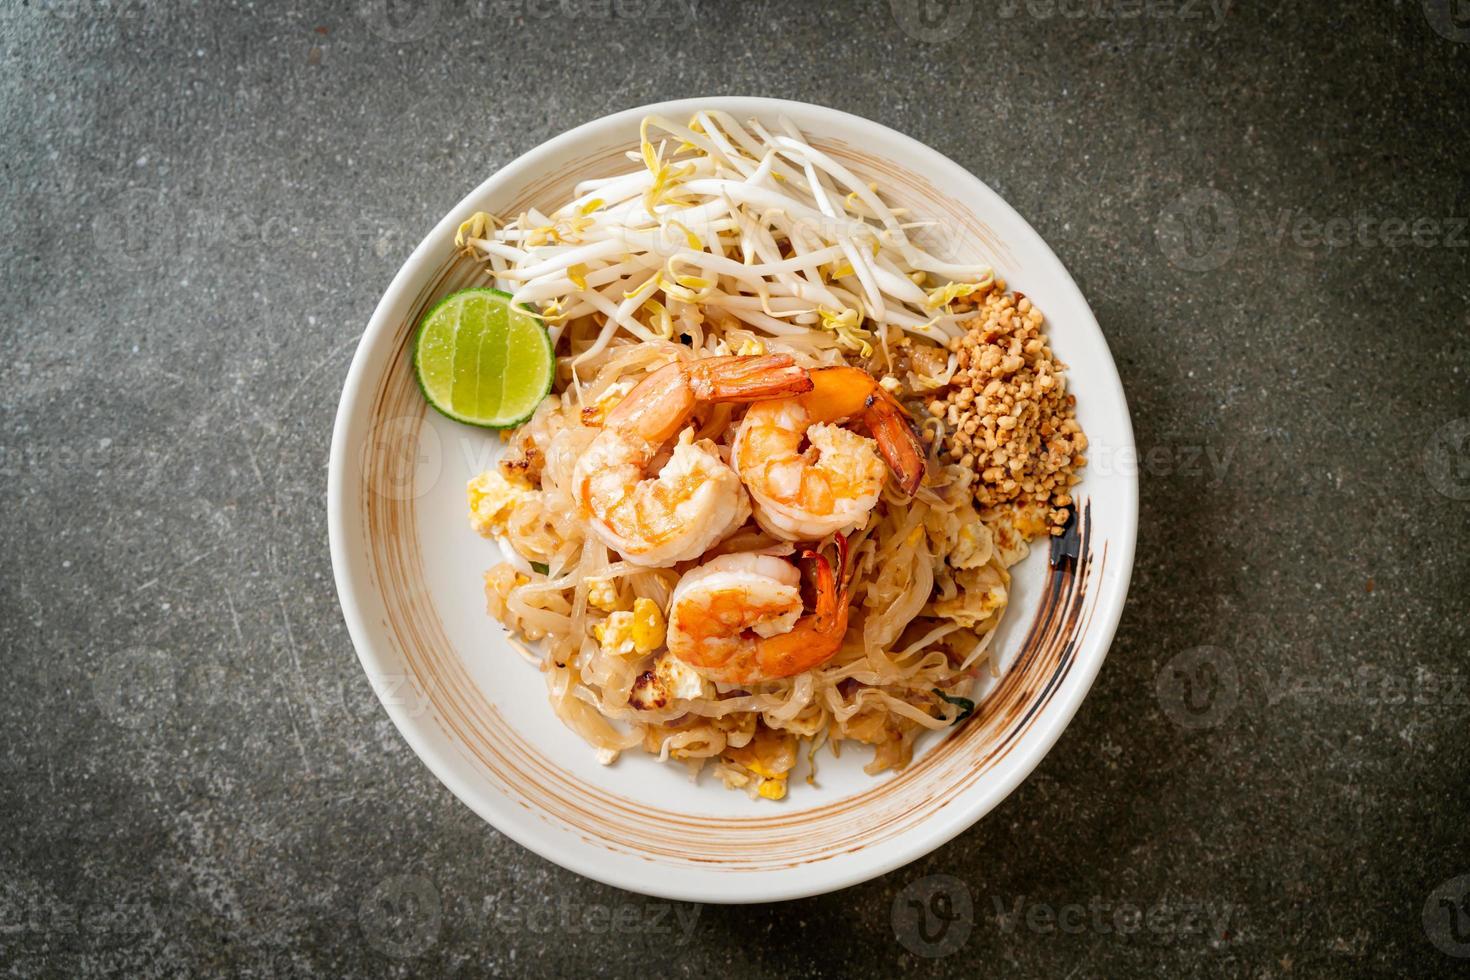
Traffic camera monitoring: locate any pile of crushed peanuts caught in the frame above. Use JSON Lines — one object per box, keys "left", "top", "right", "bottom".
{"left": 921, "top": 280, "right": 1086, "bottom": 536}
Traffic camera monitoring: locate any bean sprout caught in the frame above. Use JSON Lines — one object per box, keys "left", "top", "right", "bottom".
{"left": 457, "top": 113, "right": 995, "bottom": 373}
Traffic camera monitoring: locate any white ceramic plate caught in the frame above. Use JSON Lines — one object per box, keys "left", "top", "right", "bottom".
{"left": 329, "top": 97, "right": 1137, "bottom": 904}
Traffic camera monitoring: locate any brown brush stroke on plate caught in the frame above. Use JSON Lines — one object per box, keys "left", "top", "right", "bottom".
{"left": 357, "top": 141, "right": 1105, "bottom": 872}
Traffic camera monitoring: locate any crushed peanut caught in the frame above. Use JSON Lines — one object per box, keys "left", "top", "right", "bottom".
{"left": 932, "top": 280, "right": 1086, "bottom": 536}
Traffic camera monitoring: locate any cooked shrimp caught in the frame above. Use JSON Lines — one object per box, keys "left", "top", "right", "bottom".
{"left": 572, "top": 354, "right": 813, "bottom": 566}
{"left": 666, "top": 536, "right": 851, "bottom": 684}
{"left": 732, "top": 366, "right": 926, "bottom": 541}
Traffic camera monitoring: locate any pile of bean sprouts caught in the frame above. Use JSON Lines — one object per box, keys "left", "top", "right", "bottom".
{"left": 456, "top": 110, "right": 995, "bottom": 375}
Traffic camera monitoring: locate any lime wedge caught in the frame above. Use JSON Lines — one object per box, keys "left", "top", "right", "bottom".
{"left": 412, "top": 287, "right": 554, "bottom": 429}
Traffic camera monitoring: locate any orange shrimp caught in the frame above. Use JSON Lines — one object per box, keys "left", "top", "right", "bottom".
{"left": 572, "top": 354, "right": 813, "bottom": 566}
{"left": 732, "top": 366, "right": 925, "bottom": 541}
{"left": 666, "top": 535, "right": 852, "bottom": 684}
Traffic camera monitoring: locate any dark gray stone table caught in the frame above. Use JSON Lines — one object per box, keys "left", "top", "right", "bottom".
{"left": 3, "top": 1, "right": 1467, "bottom": 976}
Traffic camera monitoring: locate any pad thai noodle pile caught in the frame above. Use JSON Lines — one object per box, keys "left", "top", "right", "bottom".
{"left": 459, "top": 110, "right": 1080, "bottom": 800}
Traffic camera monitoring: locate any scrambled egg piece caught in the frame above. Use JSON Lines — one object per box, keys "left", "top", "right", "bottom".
{"left": 593, "top": 611, "right": 636, "bottom": 657}
{"left": 467, "top": 471, "right": 532, "bottom": 539}
{"left": 987, "top": 512, "right": 1032, "bottom": 568}
{"left": 580, "top": 380, "right": 636, "bottom": 426}
{"left": 931, "top": 564, "right": 1009, "bottom": 628}
{"left": 585, "top": 577, "right": 621, "bottom": 612}
{"left": 948, "top": 521, "right": 995, "bottom": 570}
{"left": 629, "top": 653, "right": 711, "bottom": 709}
{"left": 484, "top": 562, "right": 523, "bottom": 595}
{"left": 591, "top": 596, "right": 663, "bottom": 650}
{"left": 725, "top": 728, "right": 797, "bottom": 778}
{"left": 725, "top": 727, "right": 796, "bottom": 801}
{"left": 1010, "top": 503, "right": 1053, "bottom": 542}
{"left": 631, "top": 598, "right": 665, "bottom": 653}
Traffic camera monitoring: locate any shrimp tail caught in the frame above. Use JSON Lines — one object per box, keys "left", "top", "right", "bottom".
{"left": 798, "top": 548, "right": 835, "bottom": 622}
{"left": 799, "top": 532, "right": 852, "bottom": 630}
{"left": 833, "top": 530, "right": 852, "bottom": 591}
{"left": 803, "top": 366, "right": 926, "bottom": 497}
{"left": 686, "top": 354, "right": 814, "bottom": 403}
{"left": 862, "top": 386, "right": 926, "bottom": 497}
{"left": 756, "top": 542, "right": 851, "bottom": 679}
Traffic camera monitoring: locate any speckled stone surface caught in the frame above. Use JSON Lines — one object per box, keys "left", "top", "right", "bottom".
{"left": 2, "top": 1, "right": 1467, "bottom": 976}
